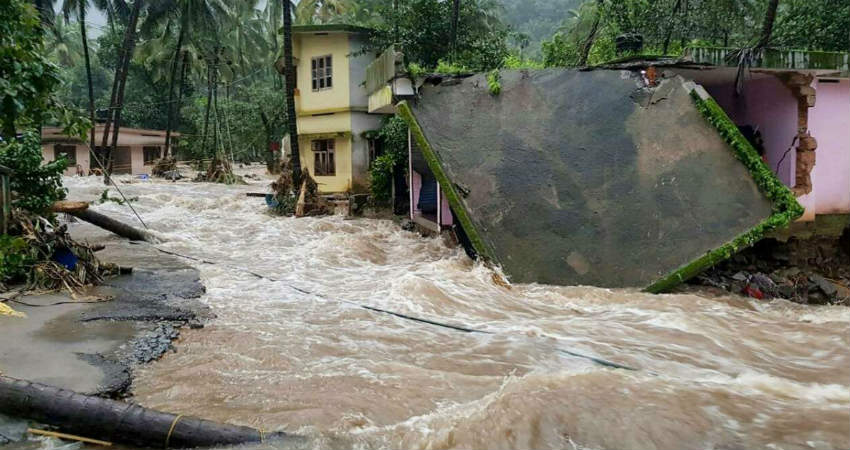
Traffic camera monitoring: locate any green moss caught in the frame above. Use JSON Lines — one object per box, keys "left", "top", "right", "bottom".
{"left": 397, "top": 101, "right": 497, "bottom": 263}
{"left": 644, "top": 90, "right": 804, "bottom": 293}
{"left": 487, "top": 70, "right": 501, "bottom": 96}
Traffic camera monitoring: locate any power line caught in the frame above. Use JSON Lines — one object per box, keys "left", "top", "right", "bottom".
{"left": 146, "top": 244, "right": 639, "bottom": 372}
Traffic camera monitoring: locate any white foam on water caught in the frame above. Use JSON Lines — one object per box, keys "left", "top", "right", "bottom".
{"left": 59, "top": 173, "right": 850, "bottom": 450}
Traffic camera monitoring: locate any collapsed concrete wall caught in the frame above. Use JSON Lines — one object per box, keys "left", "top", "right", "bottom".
{"left": 399, "top": 69, "right": 802, "bottom": 291}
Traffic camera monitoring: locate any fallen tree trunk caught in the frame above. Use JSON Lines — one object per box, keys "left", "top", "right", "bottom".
{"left": 51, "top": 201, "right": 90, "bottom": 213}
{"left": 69, "top": 209, "right": 155, "bottom": 243}
{"left": 0, "top": 376, "right": 290, "bottom": 448}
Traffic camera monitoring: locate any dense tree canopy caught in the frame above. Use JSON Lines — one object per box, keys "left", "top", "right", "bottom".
{"left": 541, "top": 0, "right": 849, "bottom": 68}
{"left": 36, "top": 0, "right": 848, "bottom": 165}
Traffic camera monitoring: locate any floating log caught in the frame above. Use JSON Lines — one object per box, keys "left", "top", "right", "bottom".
{"left": 245, "top": 193, "right": 268, "bottom": 198}
{"left": 69, "top": 209, "right": 155, "bottom": 243}
{"left": 0, "top": 376, "right": 289, "bottom": 448}
{"left": 51, "top": 201, "right": 90, "bottom": 213}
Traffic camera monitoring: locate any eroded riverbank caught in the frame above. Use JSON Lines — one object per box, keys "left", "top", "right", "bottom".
{"left": 0, "top": 225, "right": 207, "bottom": 398}
{"left": 49, "top": 173, "right": 850, "bottom": 449}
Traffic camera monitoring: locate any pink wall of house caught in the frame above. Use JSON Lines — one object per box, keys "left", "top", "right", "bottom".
{"left": 440, "top": 189, "right": 453, "bottom": 227}
{"left": 411, "top": 170, "right": 422, "bottom": 217}
{"left": 706, "top": 76, "right": 798, "bottom": 187}
{"left": 705, "top": 74, "right": 850, "bottom": 217}
{"left": 409, "top": 170, "right": 453, "bottom": 227}
{"left": 809, "top": 79, "right": 850, "bottom": 215}
{"left": 41, "top": 144, "right": 91, "bottom": 176}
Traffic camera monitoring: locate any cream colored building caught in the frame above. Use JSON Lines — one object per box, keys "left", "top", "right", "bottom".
{"left": 292, "top": 24, "right": 386, "bottom": 193}
{"left": 42, "top": 126, "right": 178, "bottom": 176}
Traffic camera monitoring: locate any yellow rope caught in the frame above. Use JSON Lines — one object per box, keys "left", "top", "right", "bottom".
{"left": 28, "top": 428, "right": 112, "bottom": 447}
{"left": 164, "top": 414, "right": 184, "bottom": 448}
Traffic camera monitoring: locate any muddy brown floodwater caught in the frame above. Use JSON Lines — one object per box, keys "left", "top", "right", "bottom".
{"left": 63, "top": 173, "right": 850, "bottom": 450}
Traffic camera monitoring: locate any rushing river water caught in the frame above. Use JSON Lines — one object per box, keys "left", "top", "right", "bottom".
{"left": 63, "top": 172, "right": 849, "bottom": 450}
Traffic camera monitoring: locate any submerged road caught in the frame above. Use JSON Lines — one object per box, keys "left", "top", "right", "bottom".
{"left": 64, "top": 172, "right": 849, "bottom": 450}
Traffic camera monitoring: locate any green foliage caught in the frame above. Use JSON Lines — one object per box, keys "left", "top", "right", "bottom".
{"left": 179, "top": 81, "right": 287, "bottom": 163}
{"left": 498, "top": 0, "right": 583, "bottom": 58}
{"left": 772, "top": 0, "right": 850, "bottom": 51}
{"left": 434, "top": 60, "right": 472, "bottom": 75}
{"left": 0, "top": 0, "right": 89, "bottom": 218}
{"left": 97, "top": 189, "right": 137, "bottom": 205}
{"left": 369, "top": 115, "right": 408, "bottom": 203}
{"left": 0, "top": 0, "right": 62, "bottom": 137}
{"left": 487, "top": 69, "right": 501, "bottom": 95}
{"left": 270, "top": 193, "right": 297, "bottom": 216}
{"left": 0, "top": 235, "right": 38, "bottom": 285}
{"left": 369, "top": 153, "right": 397, "bottom": 204}
{"left": 0, "top": 132, "right": 68, "bottom": 215}
{"left": 366, "top": 0, "right": 509, "bottom": 72}
{"left": 407, "top": 63, "right": 427, "bottom": 79}
{"left": 501, "top": 54, "right": 544, "bottom": 70}
{"left": 540, "top": 0, "right": 849, "bottom": 69}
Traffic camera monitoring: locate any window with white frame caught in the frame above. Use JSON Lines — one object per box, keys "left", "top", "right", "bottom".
{"left": 312, "top": 139, "right": 335, "bottom": 176}
{"left": 311, "top": 55, "right": 333, "bottom": 91}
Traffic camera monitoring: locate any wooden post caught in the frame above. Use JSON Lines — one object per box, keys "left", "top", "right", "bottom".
{"left": 0, "top": 165, "right": 11, "bottom": 235}
{"left": 295, "top": 179, "right": 307, "bottom": 217}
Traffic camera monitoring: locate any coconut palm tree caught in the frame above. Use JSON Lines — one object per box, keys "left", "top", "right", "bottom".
{"left": 756, "top": 0, "right": 780, "bottom": 48}
{"left": 577, "top": 0, "right": 603, "bottom": 66}
{"left": 44, "top": 16, "right": 83, "bottom": 67}
{"left": 295, "top": 0, "right": 353, "bottom": 24}
{"left": 60, "top": 0, "right": 106, "bottom": 152}
{"left": 140, "top": 0, "right": 228, "bottom": 156}
{"left": 451, "top": 0, "right": 460, "bottom": 60}
{"left": 729, "top": 0, "right": 781, "bottom": 94}
{"left": 282, "top": 0, "right": 300, "bottom": 184}
{"left": 100, "top": 0, "right": 142, "bottom": 182}
{"left": 31, "top": 0, "right": 55, "bottom": 27}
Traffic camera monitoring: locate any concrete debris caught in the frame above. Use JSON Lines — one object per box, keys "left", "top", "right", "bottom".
{"left": 402, "top": 69, "right": 790, "bottom": 290}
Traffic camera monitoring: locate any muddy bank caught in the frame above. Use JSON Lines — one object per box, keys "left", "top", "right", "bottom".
{"left": 0, "top": 222, "right": 208, "bottom": 400}
{"left": 686, "top": 226, "right": 850, "bottom": 305}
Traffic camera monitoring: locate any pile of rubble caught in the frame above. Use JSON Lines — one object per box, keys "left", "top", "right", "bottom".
{"left": 690, "top": 233, "right": 850, "bottom": 305}
{"left": 0, "top": 209, "right": 120, "bottom": 295}
{"left": 269, "top": 161, "right": 329, "bottom": 217}
{"left": 194, "top": 154, "right": 246, "bottom": 185}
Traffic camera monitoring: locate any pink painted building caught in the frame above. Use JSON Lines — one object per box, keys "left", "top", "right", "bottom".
{"left": 676, "top": 48, "right": 850, "bottom": 221}
{"left": 42, "top": 126, "right": 178, "bottom": 176}
{"left": 408, "top": 136, "right": 453, "bottom": 233}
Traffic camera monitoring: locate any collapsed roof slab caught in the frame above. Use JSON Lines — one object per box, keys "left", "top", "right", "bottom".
{"left": 399, "top": 69, "right": 803, "bottom": 291}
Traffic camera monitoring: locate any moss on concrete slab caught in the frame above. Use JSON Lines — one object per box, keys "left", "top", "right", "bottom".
{"left": 397, "top": 100, "right": 498, "bottom": 263}
{"left": 644, "top": 90, "right": 804, "bottom": 293}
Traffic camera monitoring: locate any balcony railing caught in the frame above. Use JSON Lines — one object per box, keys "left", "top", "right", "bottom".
{"left": 684, "top": 47, "right": 850, "bottom": 73}
{"left": 366, "top": 45, "right": 402, "bottom": 95}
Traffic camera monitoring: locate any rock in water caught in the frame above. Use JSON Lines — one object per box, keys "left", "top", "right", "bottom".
{"left": 810, "top": 274, "right": 838, "bottom": 298}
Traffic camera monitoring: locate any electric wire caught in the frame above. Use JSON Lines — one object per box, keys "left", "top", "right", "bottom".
{"left": 144, "top": 242, "right": 639, "bottom": 371}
